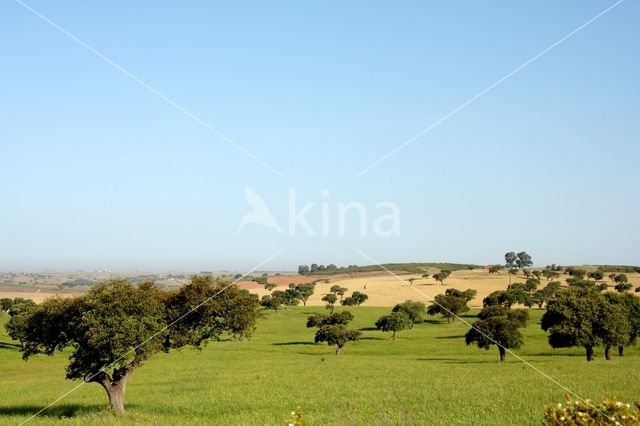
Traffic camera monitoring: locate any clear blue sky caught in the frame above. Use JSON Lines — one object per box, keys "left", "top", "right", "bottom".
{"left": 1, "top": 1, "right": 639, "bottom": 272}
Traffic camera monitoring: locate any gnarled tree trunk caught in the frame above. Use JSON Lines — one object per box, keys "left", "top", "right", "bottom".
{"left": 335, "top": 345, "right": 342, "bottom": 356}
{"left": 585, "top": 345, "right": 594, "bottom": 361}
{"left": 498, "top": 346, "right": 506, "bottom": 362}
{"left": 604, "top": 345, "right": 612, "bottom": 360}
{"left": 85, "top": 365, "right": 135, "bottom": 414}
{"left": 618, "top": 345, "right": 624, "bottom": 357}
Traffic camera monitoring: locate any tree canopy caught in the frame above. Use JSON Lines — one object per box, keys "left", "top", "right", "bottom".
{"left": 17, "top": 277, "right": 260, "bottom": 413}
{"left": 375, "top": 312, "right": 411, "bottom": 340}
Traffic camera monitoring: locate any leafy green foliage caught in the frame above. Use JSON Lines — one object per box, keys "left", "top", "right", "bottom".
{"left": 306, "top": 311, "right": 354, "bottom": 328}
{"left": 465, "top": 308, "right": 525, "bottom": 362}
{"left": 375, "top": 312, "right": 411, "bottom": 340}
{"left": 18, "top": 277, "right": 260, "bottom": 413}
{"left": 427, "top": 292, "right": 469, "bottom": 323}
{"left": 314, "top": 325, "right": 361, "bottom": 355}
{"left": 432, "top": 270, "right": 451, "bottom": 285}
{"left": 392, "top": 300, "right": 426, "bottom": 328}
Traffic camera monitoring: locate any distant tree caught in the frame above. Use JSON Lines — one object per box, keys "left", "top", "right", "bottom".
{"left": 445, "top": 288, "right": 476, "bottom": 302}
{"left": 260, "top": 294, "right": 284, "bottom": 314}
{"left": 587, "top": 271, "right": 605, "bottom": 282}
{"left": 432, "top": 270, "right": 451, "bottom": 285}
{"left": 505, "top": 251, "right": 533, "bottom": 285}
{"left": 483, "top": 289, "right": 530, "bottom": 308}
{"left": 310, "top": 264, "right": 319, "bottom": 273}
{"left": 5, "top": 299, "right": 37, "bottom": 349}
{"left": 465, "top": 315, "right": 524, "bottom": 362}
{"left": 427, "top": 292, "right": 469, "bottom": 323}
{"left": 615, "top": 282, "right": 633, "bottom": 293}
{"left": 288, "top": 283, "right": 315, "bottom": 306}
{"left": 532, "top": 270, "right": 542, "bottom": 281}
{"left": 566, "top": 268, "right": 587, "bottom": 280}
{"left": 350, "top": 291, "right": 368, "bottom": 306}
{"left": 298, "top": 265, "right": 309, "bottom": 275}
{"left": 330, "top": 285, "right": 348, "bottom": 299}
{"left": 523, "top": 278, "right": 540, "bottom": 293}
{"left": 488, "top": 265, "right": 502, "bottom": 275}
{"left": 16, "top": 277, "right": 259, "bottom": 414}
{"left": 281, "top": 288, "right": 301, "bottom": 307}
{"left": 0, "top": 298, "right": 13, "bottom": 313}
{"left": 375, "top": 312, "right": 411, "bottom": 340}
{"left": 233, "top": 273, "right": 243, "bottom": 279}
{"left": 264, "top": 282, "right": 277, "bottom": 292}
{"left": 531, "top": 281, "right": 562, "bottom": 308}
{"left": 322, "top": 293, "right": 338, "bottom": 313}
{"left": 326, "top": 264, "right": 338, "bottom": 270}
{"left": 314, "top": 325, "right": 360, "bottom": 355}
{"left": 341, "top": 296, "right": 356, "bottom": 306}
{"left": 318, "top": 265, "right": 326, "bottom": 271}
{"left": 408, "top": 278, "right": 416, "bottom": 286}
{"left": 542, "top": 270, "right": 560, "bottom": 281}
{"left": 392, "top": 301, "right": 426, "bottom": 328}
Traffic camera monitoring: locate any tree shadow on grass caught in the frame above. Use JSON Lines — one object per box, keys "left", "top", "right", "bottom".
{"left": 0, "top": 403, "right": 110, "bottom": 418}
{"left": 416, "top": 358, "right": 504, "bottom": 364}
{"left": 359, "top": 327, "right": 378, "bottom": 331}
{"left": 0, "top": 341, "right": 21, "bottom": 350}
{"left": 358, "top": 337, "right": 385, "bottom": 341}
{"left": 272, "top": 341, "right": 317, "bottom": 346}
{"left": 435, "top": 335, "right": 465, "bottom": 339}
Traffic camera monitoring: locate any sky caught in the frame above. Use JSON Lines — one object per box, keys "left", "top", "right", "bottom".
{"left": 1, "top": 1, "right": 639, "bottom": 272}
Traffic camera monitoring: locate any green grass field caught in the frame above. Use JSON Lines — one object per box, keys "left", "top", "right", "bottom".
{"left": 1, "top": 308, "right": 639, "bottom": 425}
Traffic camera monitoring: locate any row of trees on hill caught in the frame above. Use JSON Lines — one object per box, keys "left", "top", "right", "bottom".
{"left": 298, "top": 264, "right": 338, "bottom": 274}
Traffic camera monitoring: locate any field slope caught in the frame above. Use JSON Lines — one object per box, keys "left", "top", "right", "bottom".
{"left": 1, "top": 307, "right": 639, "bottom": 425}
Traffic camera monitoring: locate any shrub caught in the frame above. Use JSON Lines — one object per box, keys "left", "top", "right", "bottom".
{"left": 544, "top": 396, "right": 640, "bottom": 425}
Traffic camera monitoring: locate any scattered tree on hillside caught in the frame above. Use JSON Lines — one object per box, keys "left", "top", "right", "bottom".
{"left": 465, "top": 307, "right": 525, "bottom": 362}
{"left": 341, "top": 291, "right": 368, "bottom": 307}
{"left": 542, "top": 270, "right": 561, "bottom": 281}
{"left": 483, "top": 288, "right": 530, "bottom": 308}
{"left": 322, "top": 293, "right": 338, "bottom": 313}
{"left": 392, "top": 300, "right": 426, "bottom": 328}
{"left": 329, "top": 285, "right": 348, "bottom": 300}
{"left": 541, "top": 287, "right": 610, "bottom": 361}
{"left": 531, "top": 281, "right": 561, "bottom": 308}
{"left": 375, "top": 312, "right": 411, "bottom": 340}
{"left": 314, "top": 325, "right": 360, "bottom": 355}
{"left": 264, "top": 282, "right": 277, "bottom": 292}
{"left": 505, "top": 251, "right": 533, "bottom": 285}
{"left": 432, "top": 270, "right": 451, "bottom": 285}
{"left": 587, "top": 271, "right": 605, "bottom": 282}
{"left": 488, "top": 265, "right": 503, "bottom": 275}
{"left": 427, "top": 290, "right": 471, "bottom": 323}
{"left": 5, "top": 299, "right": 37, "bottom": 350}
{"left": 288, "top": 283, "right": 315, "bottom": 306}
{"left": 600, "top": 293, "right": 633, "bottom": 360}
{"left": 16, "top": 277, "right": 260, "bottom": 414}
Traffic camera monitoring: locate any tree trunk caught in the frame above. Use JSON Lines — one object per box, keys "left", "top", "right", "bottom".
{"left": 618, "top": 345, "right": 624, "bottom": 357}
{"left": 604, "top": 345, "right": 612, "bottom": 360}
{"left": 585, "top": 345, "right": 594, "bottom": 361}
{"left": 86, "top": 365, "right": 135, "bottom": 414}
{"left": 392, "top": 331, "right": 396, "bottom": 340}
{"left": 335, "top": 346, "right": 342, "bottom": 356}
{"left": 498, "top": 346, "right": 506, "bottom": 362}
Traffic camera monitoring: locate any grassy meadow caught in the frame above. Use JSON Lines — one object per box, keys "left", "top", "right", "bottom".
{"left": 1, "top": 306, "right": 639, "bottom": 425}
